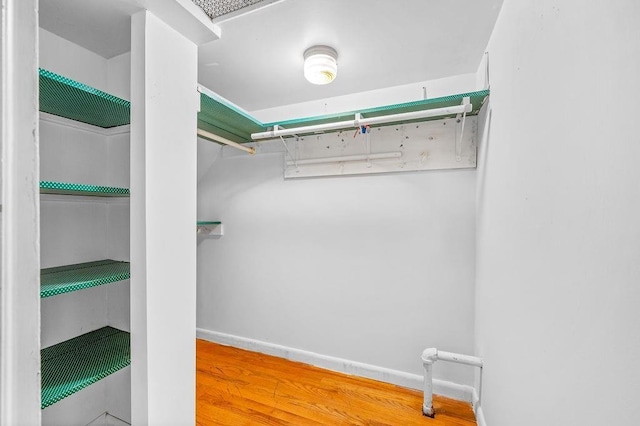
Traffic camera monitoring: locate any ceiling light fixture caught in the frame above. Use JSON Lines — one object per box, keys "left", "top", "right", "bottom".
{"left": 303, "top": 45, "right": 338, "bottom": 85}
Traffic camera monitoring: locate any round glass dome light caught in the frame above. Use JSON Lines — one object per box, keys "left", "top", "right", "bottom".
{"left": 303, "top": 46, "right": 338, "bottom": 85}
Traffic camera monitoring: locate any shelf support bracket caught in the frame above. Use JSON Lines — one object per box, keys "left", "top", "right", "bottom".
{"left": 455, "top": 97, "right": 470, "bottom": 162}
{"left": 197, "top": 128, "right": 255, "bottom": 155}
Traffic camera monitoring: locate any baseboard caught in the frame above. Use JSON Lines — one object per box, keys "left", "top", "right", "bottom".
{"left": 476, "top": 405, "right": 488, "bottom": 426}
{"left": 472, "top": 387, "right": 488, "bottom": 426}
{"left": 196, "top": 328, "right": 474, "bottom": 402}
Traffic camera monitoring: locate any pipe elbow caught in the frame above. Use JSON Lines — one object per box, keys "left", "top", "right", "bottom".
{"left": 421, "top": 348, "right": 438, "bottom": 364}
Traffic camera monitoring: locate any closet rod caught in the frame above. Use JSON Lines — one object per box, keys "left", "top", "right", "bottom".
{"left": 197, "top": 128, "right": 255, "bottom": 155}
{"left": 251, "top": 98, "right": 471, "bottom": 140}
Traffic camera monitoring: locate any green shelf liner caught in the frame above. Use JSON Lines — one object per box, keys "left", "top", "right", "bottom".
{"left": 263, "top": 89, "right": 490, "bottom": 131}
{"left": 40, "top": 181, "right": 130, "bottom": 197}
{"left": 198, "top": 92, "right": 264, "bottom": 144}
{"left": 41, "top": 327, "right": 130, "bottom": 409}
{"left": 197, "top": 221, "right": 222, "bottom": 226}
{"left": 41, "top": 260, "right": 130, "bottom": 298}
{"left": 39, "top": 68, "right": 130, "bottom": 128}
{"left": 198, "top": 88, "right": 489, "bottom": 143}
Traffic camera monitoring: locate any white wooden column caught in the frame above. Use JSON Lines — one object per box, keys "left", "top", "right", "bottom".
{"left": 0, "top": 0, "right": 41, "bottom": 424}
{"left": 130, "top": 11, "right": 198, "bottom": 425}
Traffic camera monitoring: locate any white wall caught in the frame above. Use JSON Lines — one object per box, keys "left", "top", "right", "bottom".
{"left": 0, "top": 0, "right": 41, "bottom": 423}
{"left": 475, "top": 1, "right": 640, "bottom": 425}
{"left": 40, "top": 28, "right": 108, "bottom": 92}
{"left": 130, "top": 10, "right": 198, "bottom": 425}
{"left": 251, "top": 73, "right": 477, "bottom": 124}
{"left": 40, "top": 28, "right": 131, "bottom": 101}
{"left": 197, "top": 139, "right": 477, "bottom": 387}
{"left": 107, "top": 53, "right": 131, "bottom": 101}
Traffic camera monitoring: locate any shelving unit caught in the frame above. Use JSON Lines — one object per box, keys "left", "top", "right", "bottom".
{"left": 197, "top": 84, "right": 489, "bottom": 143}
{"left": 41, "top": 260, "right": 130, "bottom": 298}
{"left": 197, "top": 221, "right": 223, "bottom": 237}
{"left": 41, "top": 327, "right": 130, "bottom": 409}
{"left": 39, "top": 68, "right": 130, "bottom": 128}
{"left": 40, "top": 181, "right": 130, "bottom": 197}
{"left": 198, "top": 88, "right": 263, "bottom": 144}
{"left": 39, "top": 67, "right": 132, "bottom": 421}
{"left": 261, "top": 90, "right": 489, "bottom": 133}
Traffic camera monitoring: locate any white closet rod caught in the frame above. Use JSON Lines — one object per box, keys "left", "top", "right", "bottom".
{"left": 251, "top": 99, "right": 472, "bottom": 140}
{"left": 197, "top": 128, "right": 256, "bottom": 155}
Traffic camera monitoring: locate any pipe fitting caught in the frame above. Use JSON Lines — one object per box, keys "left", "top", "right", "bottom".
{"left": 421, "top": 348, "right": 438, "bottom": 364}
{"left": 422, "top": 404, "right": 435, "bottom": 418}
{"left": 421, "top": 347, "right": 484, "bottom": 420}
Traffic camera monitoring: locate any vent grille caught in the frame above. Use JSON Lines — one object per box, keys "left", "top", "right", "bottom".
{"left": 192, "top": 0, "right": 266, "bottom": 19}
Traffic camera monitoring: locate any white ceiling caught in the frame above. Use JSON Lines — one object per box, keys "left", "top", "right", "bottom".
{"left": 39, "top": 0, "right": 503, "bottom": 111}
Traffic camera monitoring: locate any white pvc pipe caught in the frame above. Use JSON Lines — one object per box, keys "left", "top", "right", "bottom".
{"left": 436, "top": 350, "right": 483, "bottom": 368}
{"left": 197, "top": 128, "right": 255, "bottom": 155}
{"left": 421, "top": 348, "right": 483, "bottom": 418}
{"left": 285, "top": 151, "right": 401, "bottom": 167}
{"left": 421, "top": 348, "right": 437, "bottom": 417}
{"left": 251, "top": 102, "right": 472, "bottom": 140}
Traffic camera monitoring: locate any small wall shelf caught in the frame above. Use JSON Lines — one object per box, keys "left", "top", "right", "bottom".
{"left": 41, "top": 260, "right": 130, "bottom": 298}
{"left": 41, "top": 326, "right": 130, "bottom": 409}
{"left": 39, "top": 68, "right": 130, "bottom": 128}
{"left": 197, "top": 221, "right": 223, "bottom": 237}
{"left": 40, "top": 181, "right": 130, "bottom": 197}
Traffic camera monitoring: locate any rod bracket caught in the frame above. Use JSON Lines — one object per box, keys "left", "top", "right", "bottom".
{"left": 421, "top": 348, "right": 438, "bottom": 364}
{"left": 461, "top": 96, "right": 471, "bottom": 112}
{"left": 354, "top": 112, "right": 362, "bottom": 128}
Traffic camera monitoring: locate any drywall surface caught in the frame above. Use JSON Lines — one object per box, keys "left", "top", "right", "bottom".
{"left": 40, "top": 119, "right": 109, "bottom": 186}
{"left": 107, "top": 52, "right": 131, "bottom": 101}
{"left": 475, "top": 1, "right": 640, "bottom": 425}
{"left": 40, "top": 28, "right": 108, "bottom": 92}
{"left": 40, "top": 29, "right": 131, "bottom": 100}
{"left": 197, "top": 143, "right": 477, "bottom": 386}
{"left": 251, "top": 73, "right": 477, "bottom": 124}
{"left": 1, "top": 0, "right": 41, "bottom": 422}
{"left": 130, "top": 10, "right": 198, "bottom": 425}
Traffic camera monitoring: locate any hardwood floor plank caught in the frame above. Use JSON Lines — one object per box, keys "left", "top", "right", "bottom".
{"left": 196, "top": 339, "right": 476, "bottom": 425}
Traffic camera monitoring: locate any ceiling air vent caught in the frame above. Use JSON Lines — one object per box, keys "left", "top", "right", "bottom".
{"left": 192, "top": 0, "right": 267, "bottom": 20}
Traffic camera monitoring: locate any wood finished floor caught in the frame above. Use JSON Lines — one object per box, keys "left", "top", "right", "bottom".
{"left": 196, "top": 339, "right": 476, "bottom": 426}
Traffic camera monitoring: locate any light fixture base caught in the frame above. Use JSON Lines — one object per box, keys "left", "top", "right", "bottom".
{"left": 303, "top": 45, "right": 338, "bottom": 85}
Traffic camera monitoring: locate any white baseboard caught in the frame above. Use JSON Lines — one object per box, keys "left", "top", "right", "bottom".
{"left": 476, "top": 405, "right": 488, "bottom": 426}
{"left": 196, "top": 328, "right": 474, "bottom": 403}
{"left": 472, "top": 385, "right": 488, "bottom": 426}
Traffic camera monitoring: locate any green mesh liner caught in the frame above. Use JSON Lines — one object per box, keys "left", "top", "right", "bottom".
{"left": 41, "top": 260, "right": 130, "bottom": 298}
{"left": 263, "top": 89, "right": 490, "bottom": 131}
{"left": 198, "top": 88, "right": 488, "bottom": 143}
{"left": 197, "top": 221, "right": 222, "bottom": 226}
{"left": 198, "top": 92, "right": 265, "bottom": 143}
{"left": 39, "top": 68, "right": 130, "bottom": 128}
{"left": 41, "top": 327, "right": 130, "bottom": 409}
{"left": 40, "top": 181, "right": 130, "bottom": 197}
